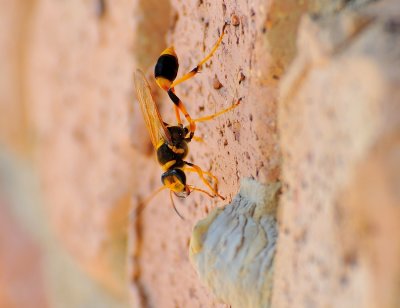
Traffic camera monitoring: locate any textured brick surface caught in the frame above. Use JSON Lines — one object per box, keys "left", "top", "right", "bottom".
{"left": 129, "top": 0, "right": 286, "bottom": 306}
{"left": 275, "top": 1, "right": 400, "bottom": 307}
{"left": 1, "top": 0, "right": 399, "bottom": 307}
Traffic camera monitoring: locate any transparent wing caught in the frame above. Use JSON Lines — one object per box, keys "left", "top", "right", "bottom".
{"left": 133, "top": 69, "right": 171, "bottom": 148}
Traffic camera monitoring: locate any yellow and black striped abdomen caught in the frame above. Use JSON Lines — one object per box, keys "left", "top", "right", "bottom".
{"left": 154, "top": 47, "right": 179, "bottom": 90}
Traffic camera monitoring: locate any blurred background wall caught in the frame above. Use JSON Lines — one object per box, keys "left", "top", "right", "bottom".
{"left": 0, "top": 0, "right": 399, "bottom": 307}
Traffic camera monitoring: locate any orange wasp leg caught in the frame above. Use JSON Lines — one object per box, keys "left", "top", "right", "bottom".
{"left": 193, "top": 98, "right": 242, "bottom": 123}
{"left": 174, "top": 105, "right": 182, "bottom": 125}
{"left": 170, "top": 23, "right": 228, "bottom": 89}
{"left": 183, "top": 162, "right": 225, "bottom": 200}
{"left": 185, "top": 98, "right": 241, "bottom": 142}
{"left": 192, "top": 136, "right": 204, "bottom": 143}
{"left": 188, "top": 185, "right": 215, "bottom": 198}
{"left": 168, "top": 89, "right": 195, "bottom": 135}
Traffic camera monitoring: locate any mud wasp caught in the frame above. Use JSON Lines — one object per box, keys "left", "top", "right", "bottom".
{"left": 134, "top": 23, "right": 240, "bottom": 218}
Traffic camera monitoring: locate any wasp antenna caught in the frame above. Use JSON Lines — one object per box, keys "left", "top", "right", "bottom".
{"left": 169, "top": 190, "right": 185, "bottom": 220}
{"left": 214, "top": 189, "right": 226, "bottom": 201}
{"left": 136, "top": 186, "right": 167, "bottom": 216}
{"left": 188, "top": 185, "right": 218, "bottom": 199}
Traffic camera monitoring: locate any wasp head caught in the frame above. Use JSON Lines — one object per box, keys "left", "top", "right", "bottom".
{"left": 161, "top": 169, "right": 190, "bottom": 197}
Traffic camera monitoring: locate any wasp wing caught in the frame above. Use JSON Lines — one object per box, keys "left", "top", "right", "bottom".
{"left": 133, "top": 69, "right": 171, "bottom": 148}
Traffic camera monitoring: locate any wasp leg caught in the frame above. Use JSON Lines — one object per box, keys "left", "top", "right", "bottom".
{"left": 184, "top": 99, "right": 241, "bottom": 142}
{"left": 188, "top": 185, "right": 214, "bottom": 198}
{"left": 168, "top": 89, "right": 196, "bottom": 139}
{"left": 192, "top": 136, "right": 204, "bottom": 143}
{"left": 194, "top": 98, "right": 241, "bottom": 123}
{"left": 187, "top": 163, "right": 220, "bottom": 191}
{"left": 183, "top": 161, "right": 225, "bottom": 200}
{"left": 170, "top": 23, "right": 228, "bottom": 89}
{"left": 174, "top": 105, "right": 182, "bottom": 125}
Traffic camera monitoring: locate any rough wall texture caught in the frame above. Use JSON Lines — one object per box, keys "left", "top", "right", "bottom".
{"left": 129, "top": 0, "right": 286, "bottom": 306}
{"left": 0, "top": 0, "right": 399, "bottom": 307}
{"left": 276, "top": 0, "right": 400, "bottom": 307}
{"left": 28, "top": 1, "right": 136, "bottom": 297}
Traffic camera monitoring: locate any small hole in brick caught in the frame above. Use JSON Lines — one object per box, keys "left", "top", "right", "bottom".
{"left": 238, "top": 71, "right": 246, "bottom": 84}
{"left": 231, "top": 14, "right": 240, "bottom": 26}
{"left": 213, "top": 76, "right": 223, "bottom": 89}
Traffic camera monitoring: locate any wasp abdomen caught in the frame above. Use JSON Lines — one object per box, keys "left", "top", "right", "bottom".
{"left": 155, "top": 54, "right": 178, "bottom": 81}
{"left": 155, "top": 47, "right": 179, "bottom": 90}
